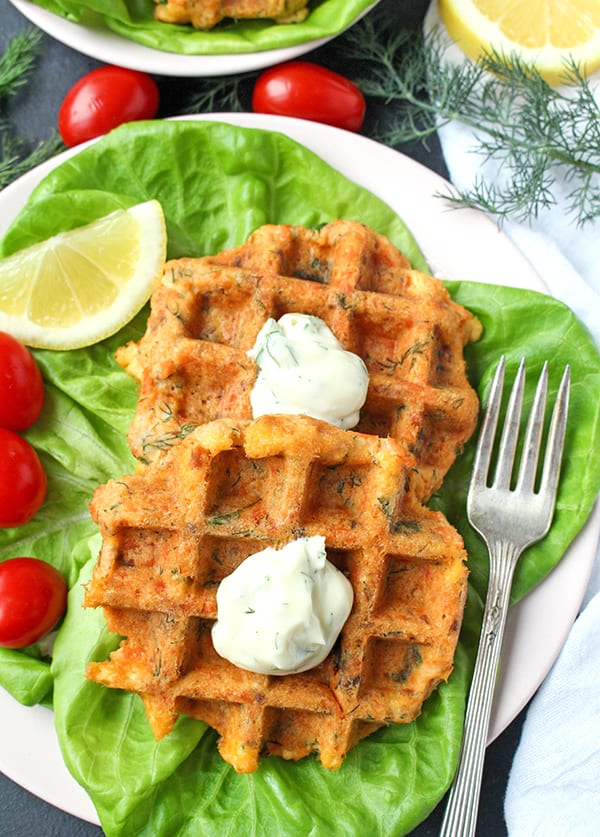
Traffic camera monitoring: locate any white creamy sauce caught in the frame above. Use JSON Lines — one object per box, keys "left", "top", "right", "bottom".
{"left": 211, "top": 535, "right": 353, "bottom": 675}
{"left": 247, "top": 313, "right": 369, "bottom": 429}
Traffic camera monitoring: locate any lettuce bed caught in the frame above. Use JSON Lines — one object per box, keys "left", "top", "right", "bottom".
{"left": 27, "top": 0, "right": 377, "bottom": 55}
{"left": 1, "top": 121, "right": 599, "bottom": 836}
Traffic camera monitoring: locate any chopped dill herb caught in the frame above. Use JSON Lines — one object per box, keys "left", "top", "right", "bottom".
{"left": 399, "top": 339, "right": 431, "bottom": 368}
{"left": 392, "top": 519, "right": 421, "bottom": 534}
{"left": 389, "top": 645, "right": 423, "bottom": 683}
{"left": 208, "top": 499, "right": 261, "bottom": 527}
{"left": 376, "top": 340, "right": 431, "bottom": 373}
{"left": 140, "top": 422, "right": 198, "bottom": 458}
{"left": 377, "top": 496, "right": 394, "bottom": 523}
{"left": 378, "top": 496, "right": 421, "bottom": 533}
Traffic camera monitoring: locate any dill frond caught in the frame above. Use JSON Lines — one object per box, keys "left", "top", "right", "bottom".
{"left": 339, "top": 14, "right": 600, "bottom": 226}
{"left": 0, "top": 28, "right": 42, "bottom": 99}
{"left": 0, "top": 29, "right": 65, "bottom": 189}
{"left": 183, "top": 75, "right": 249, "bottom": 115}
{"left": 0, "top": 131, "right": 64, "bottom": 190}
{"left": 179, "top": 10, "right": 600, "bottom": 227}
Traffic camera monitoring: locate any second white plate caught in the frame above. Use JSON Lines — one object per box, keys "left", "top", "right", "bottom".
{"left": 9, "top": 0, "right": 378, "bottom": 76}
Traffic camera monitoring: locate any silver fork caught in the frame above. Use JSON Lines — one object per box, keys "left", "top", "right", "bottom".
{"left": 440, "top": 356, "right": 570, "bottom": 837}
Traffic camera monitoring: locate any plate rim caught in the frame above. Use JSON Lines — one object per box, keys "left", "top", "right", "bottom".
{"left": 0, "top": 112, "right": 597, "bottom": 827}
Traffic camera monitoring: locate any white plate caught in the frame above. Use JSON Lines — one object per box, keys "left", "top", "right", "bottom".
{"left": 9, "top": 0, "right": 378, "bottom": 77}
{"left": 0, "top": 113, "right": 598, "bottom": 826}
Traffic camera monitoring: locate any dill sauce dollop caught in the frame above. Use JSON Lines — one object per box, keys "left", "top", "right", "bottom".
{"left": 211, "top": 536, "right": 353, "bottom": 675}
{"left": 247, "top": 313, "right": 369, "bottom": 429}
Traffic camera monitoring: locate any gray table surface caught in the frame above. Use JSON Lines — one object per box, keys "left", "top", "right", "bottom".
{"left": 0, "top": 0, "right": 524, "bottom": 833}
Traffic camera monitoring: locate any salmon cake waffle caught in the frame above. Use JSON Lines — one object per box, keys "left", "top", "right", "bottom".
{"left": 153, "top": 0, "right": 310, "bottom": 29}
{"left": 85, "top": 414, "right": 469, "bottom": 773}
{"left": 117, "top": 220, "right": 482, "bottom": 500}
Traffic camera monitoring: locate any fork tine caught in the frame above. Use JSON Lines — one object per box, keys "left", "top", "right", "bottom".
{"left": 516, "top": 362, "right": 548, "bottom": 493}
{"left": 470, "top": 355, "right": 505, "bottom": 488}
{"left": 444, "top": 357, "right": 570, "bottom": 837}
{"left": 494, "top": 358, "right": 526, "bottom": 489}
{"left": 539, "top": 365, "right": 570, "bottom": 502}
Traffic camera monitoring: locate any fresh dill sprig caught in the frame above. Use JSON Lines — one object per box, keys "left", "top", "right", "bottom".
{"left": 0, "top": 28, "right": 42, "bottom": 98}
{"left": 178, "top": 11, "right": 600, "bottom": 227}
{"left": 183, "top": 75, "right": 249, "bottom": 115}
{"left": 0, "top": 130, "right": 64, "bottom": 190}
{"left": 339, "top": 15, "right": 600, "bottom": 226}
{"left": 0, "top": 28, "right": 64, "bottom": 190}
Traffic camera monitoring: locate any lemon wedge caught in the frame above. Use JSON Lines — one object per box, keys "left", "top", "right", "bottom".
{"left": 438, "top": 0, "right": 600, "bottom": 84}
{"left": 0, "top": 200, "right": 167, "bottom": 350}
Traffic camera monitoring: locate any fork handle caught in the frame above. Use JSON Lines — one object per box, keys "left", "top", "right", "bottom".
{"left": 441, "top": 540, "right": 521, "bottom": 837}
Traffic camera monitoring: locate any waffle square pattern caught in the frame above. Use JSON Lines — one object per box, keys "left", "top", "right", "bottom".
{"left": 86, "top": 221, "right": 481, "bottom": 772}
{"left": 87, "top": 414, "right": 469, "bottom": 773}
{"left": 117, "top": 221, "right": 481, "bottom": 501}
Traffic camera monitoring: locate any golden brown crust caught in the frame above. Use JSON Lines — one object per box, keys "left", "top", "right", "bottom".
{"left": 153, "top": 0, "right": 310, "bottom": 29}
{"left": 85, "top": 221, "right": 480, "bottom": 773}
{"left": 86, "top": 415, "right": 468, "bottom": 773}
{"left": 117, "top": 220, "right": 482, "bottom": 502}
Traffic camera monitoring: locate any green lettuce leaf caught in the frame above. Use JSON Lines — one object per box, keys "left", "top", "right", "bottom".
{"left": 26, "top": 0, "right": 377, "bottom": 55}
{"left": 1, "top": 120, "right": 599, "bottom": 836}
{"left": 0, "top": 122, "right": 427, "bottom": 273}
{"left": 53, "top": 551, "right": 472, "bottom": 835}
{"left": 52, "top": 552, "right": 208, "bottom": 832}
{"left": 440, "top": 281, "right": 600, "bottom": 604}
{"left": 0, "top": 646, "right": 53, "bottom": 705}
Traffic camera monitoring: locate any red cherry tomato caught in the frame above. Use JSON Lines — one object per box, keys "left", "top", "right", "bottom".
{"left": 58, "top": 65, "right": 160, "bottom": 147}
{"left": 0, "top": 428, "right": 46, "bottom": 528}
{"left": 0, "top": 332, "right": 45, "bottom": 432}
{"left": 252, "top": 61, "right": 366, "bottom": 132}
{"left": 0, "top": 557, "right": 67, "bottom": 648}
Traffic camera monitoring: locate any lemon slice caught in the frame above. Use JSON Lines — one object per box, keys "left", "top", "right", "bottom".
{"left": 438, "top": 0, "right": 600, "bottom": 84}
{"left": 0, "top": 200, "right": 167, "bottom": 350}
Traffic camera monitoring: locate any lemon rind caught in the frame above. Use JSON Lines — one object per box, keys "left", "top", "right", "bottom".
{"left": 0, "top": 200, "right": 167, "bottom": 350}
{"left": 438, "top": 0, "right": 600, "bottom": 84}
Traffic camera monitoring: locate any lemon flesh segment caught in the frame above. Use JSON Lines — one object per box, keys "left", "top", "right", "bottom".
{"left": 0, "top": 200, "right": 166, "bottom": 350}
{"left": 438, "top": 0, "right": 600, "bottom": 84}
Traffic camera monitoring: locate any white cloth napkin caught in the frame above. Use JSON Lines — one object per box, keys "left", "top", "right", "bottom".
{"left": 436, "top": 109, "right": 600, "bottom": 347}
{"left": 424, "top": 3, "right": 600, "bottom": 834}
